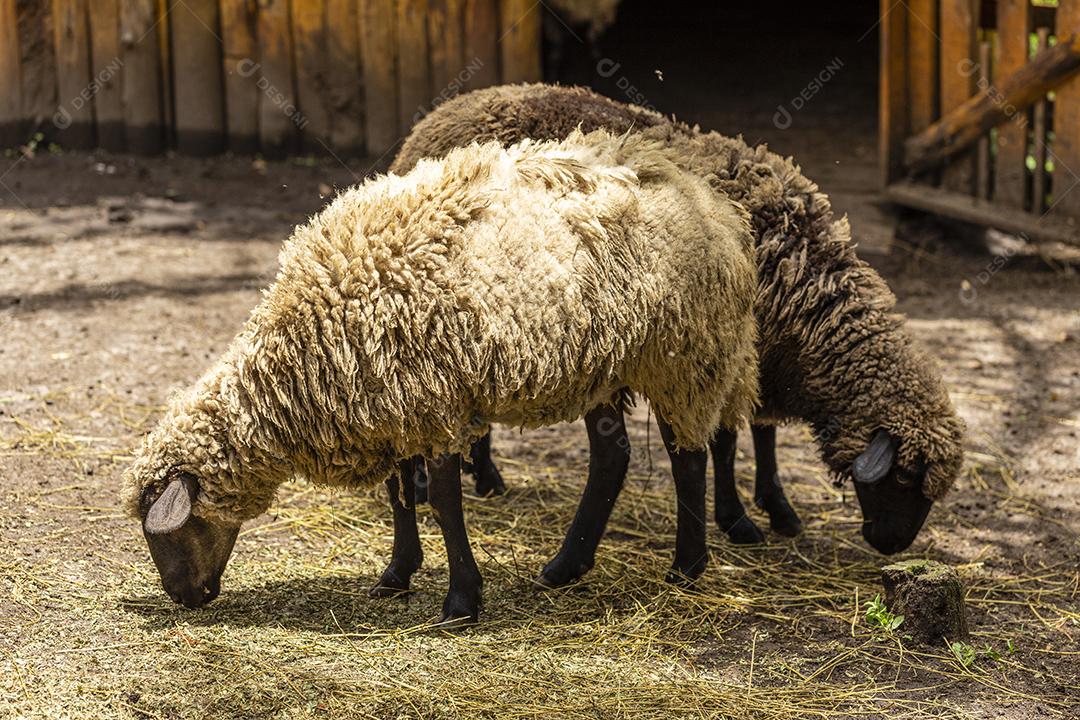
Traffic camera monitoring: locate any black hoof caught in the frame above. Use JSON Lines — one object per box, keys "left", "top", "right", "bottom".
{"left": 474, "top": 464, "right": 506, "bottom": 497}
{"left": 438, "top": 590, "right": 480, "bottom": 627}
{"left": 369, "top": 564, "right": 418, "bottom": 597}
{"left": 719, "top": 515, "right": 766, "bottom": 545}
{"left": 665, "top": 556, "right": 707, "bottom": 586}
{"left": 758, "top": 495, "right": 803, "bottom": 537}
{"left": 536, "top": 553, "right": 592, "bottom": 589}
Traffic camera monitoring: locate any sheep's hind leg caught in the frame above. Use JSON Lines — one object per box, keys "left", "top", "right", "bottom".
{"left": 427, "top": 453, "right": 482, "bottom": 625}
{"left": 371, "top": 458, "right": 425, "bottom": 597}
{"left": 710, "top": 429, "right": 766, "bottom": 545}
{"left": 537, "top": 403, "right": 630, "bottom": 588}
{"left": 751, "top": 425, "right": 802, "bottom": 537}
{"left": 469, "top": 433, "right": 506, "bottom": 497}
{"left": 659, "top": 417, "right": 709, "bottom": 584}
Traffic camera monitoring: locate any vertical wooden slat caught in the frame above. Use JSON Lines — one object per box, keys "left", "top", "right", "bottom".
{"left": 976, "top": 40, "right": 993, "bottom": 200}
{"left": 88, "top": 0, "right": 124, "bottom": 151}
{"left": 462, "top": 0, "right": 499, "bottom": 90}
{"left": 0, "top": 0, "right": 22, "bottom": 148}
{"left": 940, "top": 0, "right": 979, "bottom": 194}
{"left": 396, "top": 0, "right": 430, "bottom": 135}
{"left": 17, "top": 1, "right": 58, "bottom": 139}
{"left": 119, "top": 0, "right": 162, "bottom": 154}
{"left": 171, "top": 0, "right": 224, "bottom": 154}
{"left": 293, "top": 0, "right": 333, "bottom": 152}
{"left": 257, "top": 0, "right": 298, "bottom": 156}
{"left": 156, "top": 0, "right": 172, "bottom": 147}
{"left": 326, "top": 0, "right": 364, "bottom": 155}
{"left": 498, "top": 0, "right": 541, "bottom": 83}
{"left": 1032, "top": 27, "right": 1049, "bottom": 214}
{"left": 220, "top": 0, "right": 259, "bottom": 154}
{"left": 1053, "top": 1, "right": 1080, "bottom": 217}
{"left": 429, "top": 0, "right": 463, "bottom": 95}
{"left": 995, "top": 0, "right": 1032, "bottom": 208}
{"left": 907, "top": 0, "right": 940, "bottom": 138}
{"left": 52, "top": 0, "right": 95, "bottom": 148}
{"left": 880, "top": 0, "right": 909, "bottom": 186}
{"left": 359, "top": 0, "right": 397, "bottom": 154}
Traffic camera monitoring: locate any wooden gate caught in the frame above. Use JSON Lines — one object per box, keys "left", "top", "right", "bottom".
{"left": 880, "top": 0, "right": 1080, "bottom": 244}
{"left": 0, "top": 0, "right": 542, "bottom": 158}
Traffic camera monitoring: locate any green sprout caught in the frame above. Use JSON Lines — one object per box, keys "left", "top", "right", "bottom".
{"left": 864, "top": 595, "right": 904, "bottom": 633}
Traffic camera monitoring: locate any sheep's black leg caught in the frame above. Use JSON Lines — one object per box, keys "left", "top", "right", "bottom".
{"left": 427, "top": 453, "right": 482, "bottom": 625}
{"left": 658, "top": 417, "right": 709, "bottom": 584}
{"left": 537, "top": 403, "right": 630, "bottom": 588}
{"left": 751, "top": 424, "right": 802, "bottom": 537}
{"left": 710, "top": 429, "right": 766, "bottom": 544}
{"left": 370, "top": 458, "right": 425, "bottom": 597}
{"left": 412, "top": 455, "right": 430, "bottom": 505}
{"left": 469, "top": 433, "right": 506, "bottom": 497}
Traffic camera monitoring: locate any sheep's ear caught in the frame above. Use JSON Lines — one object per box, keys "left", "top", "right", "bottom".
{"left": 852, "top": 429, "right": 899, "bottom": 485}
{"left": 144, "top": 476, "right": 195, "bottom": 534}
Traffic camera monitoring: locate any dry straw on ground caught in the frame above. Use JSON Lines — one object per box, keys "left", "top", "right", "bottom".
{"left": 1, "top": 392, "right": 1078, "bottom": 719}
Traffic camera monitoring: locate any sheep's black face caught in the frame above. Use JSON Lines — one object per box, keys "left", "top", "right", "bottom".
{"left": 850, "top": 429, "right": 934, "bottom": 555}
{"left": 140, "top": 473, "right": 240, "bottom": 609}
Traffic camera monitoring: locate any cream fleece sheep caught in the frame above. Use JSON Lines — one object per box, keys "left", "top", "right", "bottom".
{"left": 124, "top": 130, "right": 758, "bottom": 524}
{"left": 393, "top": 84, "right": 966, "bottom": 502}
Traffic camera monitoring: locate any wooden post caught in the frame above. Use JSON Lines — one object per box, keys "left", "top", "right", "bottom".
{"left": 498, "top": 0, "right": 540, "bottom": 83}
{"left": 171, "top": 0, "right": 225, "bottom": 154}
{"left": 939, "top": 0, "right": 979, "bottom": 194}
{"left": 220, "top": 0, "right": 259, "bottom": 154}
{"left": 976, "top": 41, "right": 992, "bottom": 200}
{"left": 880, "top": 0, "right": 909, "bottom": 186}
{"left": 156, "top": 0, "right": 173, "bottom": 148}
{"left": 257, "top": 0, "right": 298, "bottom": 156}
{"left": 0, "top": 0, "right": 21, "bottom": 148}
{"left": 396, "top": 0, "right": 430, "bottom": 136}
{"left": 995, "top": 0, "right": 1032, "bottom": 209}
{"left": 293, "top": 0, "right": 333, "bottom": 153}
{"left": 52, "top": 0, "right": 95, "bottom": 148}
{"left": 88, "top": 0, "right": 125, "bottom": 151}
{"left": 120, "top": 0, "right": 163, "bottom": 154}
{"left": 462, "top": 0, "right": 499, "bottom": 90}
{"left": 359, "top": 0, "right": 398, "bottom": 155}
{"left": 326, "top": 0, "right": 365, "bottom": 155}
{"left": 1032, "top": 27, "right": 1050, "bottom": 214}
{"left": 906, "top": 0, "right": 939, "bottom": 134}
{"left": 1053, "top": 1, "right": 1080, "bottom": 218}
{"left": 429, "top": 0, "right": 463, "bottom": 97}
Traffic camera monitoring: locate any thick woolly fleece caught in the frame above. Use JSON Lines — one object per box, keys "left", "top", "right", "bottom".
{"left": 393, "top": 84, "right": 966, "bottom": 500}
{"left": 124, "top": 130, "right": 759, "bottom": 524}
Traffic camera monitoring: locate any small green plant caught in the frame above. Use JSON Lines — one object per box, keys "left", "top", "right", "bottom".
{"left": 864, "top": 595, "right": 904, "bottom": 633}
{"left": 951, "top": 641, "right": 977, "bottom": 668}
{"left": 1006, "top": 638, "right": 1016, "bottom": 655}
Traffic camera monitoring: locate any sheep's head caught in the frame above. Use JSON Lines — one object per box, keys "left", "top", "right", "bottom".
{"left": 139, "top": 472, "right": 240, "bottom": 609}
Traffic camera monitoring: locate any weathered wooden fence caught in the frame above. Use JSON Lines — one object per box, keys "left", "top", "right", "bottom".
{"left": 881, "top": 0, "right": 1080, "bottom": 243}
{"left": 0, "top": 0, "right": 541, "bottom": 157}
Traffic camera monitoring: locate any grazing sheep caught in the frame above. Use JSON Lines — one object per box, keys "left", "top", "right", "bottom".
{"left": 390, "top": 84, "right": 965, "bottom": 584}
{"left": 124, "top": 129, "right": 759, "bottom": 622}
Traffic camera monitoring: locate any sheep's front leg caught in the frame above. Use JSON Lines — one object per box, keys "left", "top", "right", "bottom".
{"left": 427, "top": 453, "right": 482, "bottom": 625}
{"left": 370, "top": 458, "right": 425, "bottom": 597}
{"left": 659, "top": 418, "right": 709, "bottom": 584}
{"left": 750, "top": 424, "right": 802, "bottom": 537}
{"left": 537, "top": 403, "right": 630, "bottom": 588}
{"left": 469, "top": 433, "right": 506, "bottom": 497}
{"left": 710, "top": 429, "right": 766, "bottom": 545}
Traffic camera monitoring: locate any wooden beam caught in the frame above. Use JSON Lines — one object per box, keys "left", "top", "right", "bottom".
{"left": 880, "top": 0, "right": 908, "bottom": 186}
{"left": 119, "top": 0, "right": 163, "bottom": 154}
{"left": 396, "top": 0, "right": 430, "bottom": 136}
{"left": 462, "top": 0, "right": 499, "bottom": 90}
{"left": 1053, "top": 1, "right": 1080, "bottom": 218}
{"left": 360, "top": 0, "right": 398, "bottom": 154}
{"left": 325, "top": 0, "right": 364, "bottom": 156}
{"left": 220, "top": 0, "right": 259, "bottom": 154}
{"left": 0, "top": 0, "right": 22, "bottom": 148}
{"left": 171, "top": 0, "right": 225, "bottom": 155}
{"left": 903, "top": 32, "right": 1080, "bottom": 174}
{"left": 1032, "top": 27, "right": 1050, "bottom": 214}
{"left": 995, "top": 0, "right": 1032, "bottom": 208}
{"left": 52, "top": 0, "right": 95, "bottom": 148}
{"left": 907, "top": 0, "right": 939, "bottom": 134}
{"left": 498, "top": 0, "right": 541, "bottom": 83}
{"left": 293, "top": 0, "right": 333, "bottom": 153}
{"left": 429, "top": 0, "right": 464, "bottom": 97}
{"left": 257, "top": 0, "right": 298, "bottom": 156}
{"left": 939, "top": 0, "right": 979, "bottom": 194}
{"left": 886, "top": 180, "right": 1080, "bottom": 245}
{"left": 88, "top": 0, "right": 124, "bottom": 151}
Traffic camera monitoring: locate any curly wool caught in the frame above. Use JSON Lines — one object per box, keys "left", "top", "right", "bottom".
{"left": 393, "top": 84, "right": 965, "bottom": 500}
{"left": 124, "top": 129, "right": 759, "bottom": 523}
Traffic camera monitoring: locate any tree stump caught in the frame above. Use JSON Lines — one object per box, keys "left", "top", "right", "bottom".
{"left": 881, "top": 559, "right": 969, "bottom": 645}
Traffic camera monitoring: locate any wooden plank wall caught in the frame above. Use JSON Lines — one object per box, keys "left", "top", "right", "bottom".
{"left": 883, "top": 0, "right": 1080, "bottom": 229}
{"left": 3, "top": 0, "right": 543, "bottom": 158}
